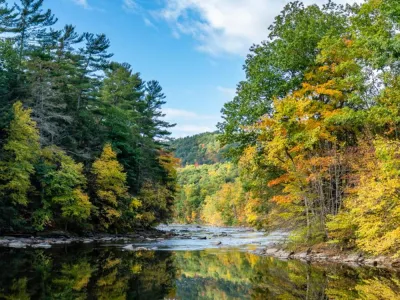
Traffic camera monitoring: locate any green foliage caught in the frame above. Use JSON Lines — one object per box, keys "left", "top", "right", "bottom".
{"left": 0, "top": 101, "right": 40, "bottom": 206}
{"left": 171, "top": 132, "right": 229, "bottom": 166}
{"left": 35, "top": 146, "right": 91, "bottom": 230}
{"left": 175, "top": 163, "right": 250, "bottom": 226}
{"left": 0, "top": 0, "right": 176, "bottom": 233}
{"left": 92, "top": 144, "right": 133, "bottom": 231}
{"left": 218, "top": 0, "right": 349, "bottom": 161}
{"left": 211, "top": 0, "right": 400, "bottom": 255}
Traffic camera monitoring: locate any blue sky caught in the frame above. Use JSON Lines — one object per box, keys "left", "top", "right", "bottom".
{"left": 35, "top": 0, "right": 362, "bottom": 137}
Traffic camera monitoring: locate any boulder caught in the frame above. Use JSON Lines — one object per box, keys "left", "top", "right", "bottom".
{"left": 123, "top": 244, "right": 134, "bottom": 251}
{"left": 9, "top": 241, "right": 27, "bottom": 248}
{"left": 265, "top": 248, "right": 279, "bottom": 255}
{"left": 31, "top": 243, "right": 51, "bottom": 249}
{"left": 136, "top": 247, "right": 149, "bottom": 251}
{"left": 293, "top": 252, "right": 308, "bottom": 259}
{"left": 391, "top": 260, "right": 400, "bottom": 268}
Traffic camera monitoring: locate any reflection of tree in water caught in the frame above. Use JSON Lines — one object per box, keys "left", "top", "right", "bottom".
{"left": 0, "top": 246, "right": 176, "bottom": 300}
{"left": 251, "top": 258, "right": 400, "bottom": 300}
{"left": 0, "top": 247, "right": 400, "bottom": 299}
{"left": 174, "top": 251, "right": 400, "bottom": 300}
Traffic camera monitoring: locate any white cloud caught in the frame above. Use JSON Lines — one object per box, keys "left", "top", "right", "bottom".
{"left": 144, "top": 18, "right": 158, "bottom": 29}
{"left": 72, "top": 0, "right": 90, "bottom": 9}
{"left": 217, "top": 86, "right": 236, "bottom": 98}
{"left": 159, "top": 0, "right": 364, "bottom": 56}
{"left": 122, "top": 0, "right": 138, "bottom": 12}
{"left": 163, "top": 108, "right": 217, "bottom": 120}
{"left": 172, "top": 124, "right": 217, "bottom": 137}
{"left": 163, "top": 108, "right": 220, "bottom": 137}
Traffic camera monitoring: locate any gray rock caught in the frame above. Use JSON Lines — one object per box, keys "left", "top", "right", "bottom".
{"left": 0, "top": 239, "right": 10, "bottom": 246}
{"left": 391, "top": 260, "right": 400, "bottom": 268}
{"left": 265, "top": 248, "right": 279, "bottom": 255}
{"left": 31, "top": 243, "right": 52, "bottom": 249}
{"left": 293, "top": 252, "right": 308, "bottom": 259}
{"left": 136, "top": 247, "right": 149, "bottom": 251}
{"left": 123, "top": 244, "right": 134, "bottom": 250}
{"left": 9, "top": 242, "right": 27, "bottom": 248}
{"left": 344, "top": 254, "right": 362, "bottom": 263}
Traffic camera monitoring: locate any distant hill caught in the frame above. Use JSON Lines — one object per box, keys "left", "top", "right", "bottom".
{"left": 171, "top": 132, "right": 229, "bottom": 166}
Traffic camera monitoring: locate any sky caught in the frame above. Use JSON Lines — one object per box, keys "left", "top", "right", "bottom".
{"left": 37, "top": 0, "right": 362, "bottom": 137}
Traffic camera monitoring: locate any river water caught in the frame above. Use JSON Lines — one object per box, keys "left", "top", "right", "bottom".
{"left": 0, "top": 225, "right": 399, "bottom": 299}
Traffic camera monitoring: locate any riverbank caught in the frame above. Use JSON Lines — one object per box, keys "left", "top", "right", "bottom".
{"left": 0, "top": 228, "right": 174, "bottom": 249}
{"left": 255, "top": 244, "right": 400, "bottom": 270}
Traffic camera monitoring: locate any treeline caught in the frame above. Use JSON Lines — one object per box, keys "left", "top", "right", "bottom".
{"left": 171, "top": 132, "right": 229, "bottom": 166}
{"left": 175, "top": 163, "right": 249, "bottom": 225}
{"left": 218, "top": 0, "right": 400, "bottom": 255}
{"left": 0, "top": 0, "right": 177, "bottom": 233}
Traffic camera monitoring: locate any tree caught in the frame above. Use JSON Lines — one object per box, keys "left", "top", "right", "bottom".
{"left": 91, "top": 143, "right": 132, "bottom": 231}
{"left": 218, "top": 1, "right": 349, "bottom": 160}
{"left": 13, "top": 0, "right": 57, "bottom": 64}
{"left": 34, "top": 146, "right": 91, "bottom": 231}
{"left": 0, "top": 101, "right": 39, "bottom": 206}
{"left": 0, "top": 0, "right": 17, "bottom": 34}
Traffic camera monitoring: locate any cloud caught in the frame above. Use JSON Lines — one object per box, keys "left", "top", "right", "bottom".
{"left": 144, "top": 18, "right": 158, "bottom": 29}
{"left": 163, "top": 108, "right": 219, "bottom": 137}
{"left": 217, "top": 86, "right": 236, "bottom": 98}
{"left": 122, "top": 0, "right": 138, "bottom": 12}
{"left": 163, "top": 108, "right": 217, "bottom": 120}
{"left": 174, "top": 124, "right": 214, "bottom": 134}
{"left": 159, "top": 0, "right": 364, "bottom": 56}
{"left": 72, "top": 0, "right": 90, "bottom": 9}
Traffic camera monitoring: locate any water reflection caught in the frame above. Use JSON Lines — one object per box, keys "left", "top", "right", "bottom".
{"left": 0, "top": 246, "right": 399, "bottom": 299}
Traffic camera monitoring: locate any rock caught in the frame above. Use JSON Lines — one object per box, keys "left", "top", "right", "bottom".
{"left": 265, "top": 248, "right": 279, "bottom": 255}
{"left": 275, "top": 250, "right": 290, "bottom": 259}
{"left": 197, "top": 236, "right": 207, "bottom": 240}
{"left": 31, "top": 243, "right": 51, "bottom": 249}
{"left": 123, "top": 244, "right": 134, "bottom": 250}
{"left": 344, "top": 254, "right": 359, "bottom": 262}
{"left": 391, "top": 260, "right": 400, "bottom": 268}
{"left": 9, "top": 242, "right": 27, "bottom": 248}
{"left": 293, "top": 252, "right": 308, "bottom": 259}
{"left": 136, "top": 247, "right": 149, "bottom": 251}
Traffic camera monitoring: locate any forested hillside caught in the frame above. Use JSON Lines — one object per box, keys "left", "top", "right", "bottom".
{"left": 0, "top": 0, "right": 177, "bottom": 233}
{"left": 216, "top": 0, "right": 400, "bottom": 255}
{"left": 171, "top": 132, "right": 229, "bottom": 166}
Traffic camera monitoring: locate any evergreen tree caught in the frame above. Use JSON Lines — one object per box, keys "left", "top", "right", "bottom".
{"left": 13, "top": 0, "right": 57, "bottom": 64}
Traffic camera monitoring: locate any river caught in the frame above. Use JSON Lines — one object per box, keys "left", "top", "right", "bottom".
{"left": 0, "top": 225, "right": 399, "bottom": 299}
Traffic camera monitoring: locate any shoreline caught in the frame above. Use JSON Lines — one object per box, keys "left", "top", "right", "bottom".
{"left": 2, "top": 226, "right": 399, "bottom": 272}
{"left": 0, "top": 228, "right": 174, "bottom": 249}
{"left": 254, "top": 245, "right": 400, "bottom": 270}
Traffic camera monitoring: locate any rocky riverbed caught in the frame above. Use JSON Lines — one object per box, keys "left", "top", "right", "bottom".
{"left": 0, "top": 228, "right": 175, "bottom": 249}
